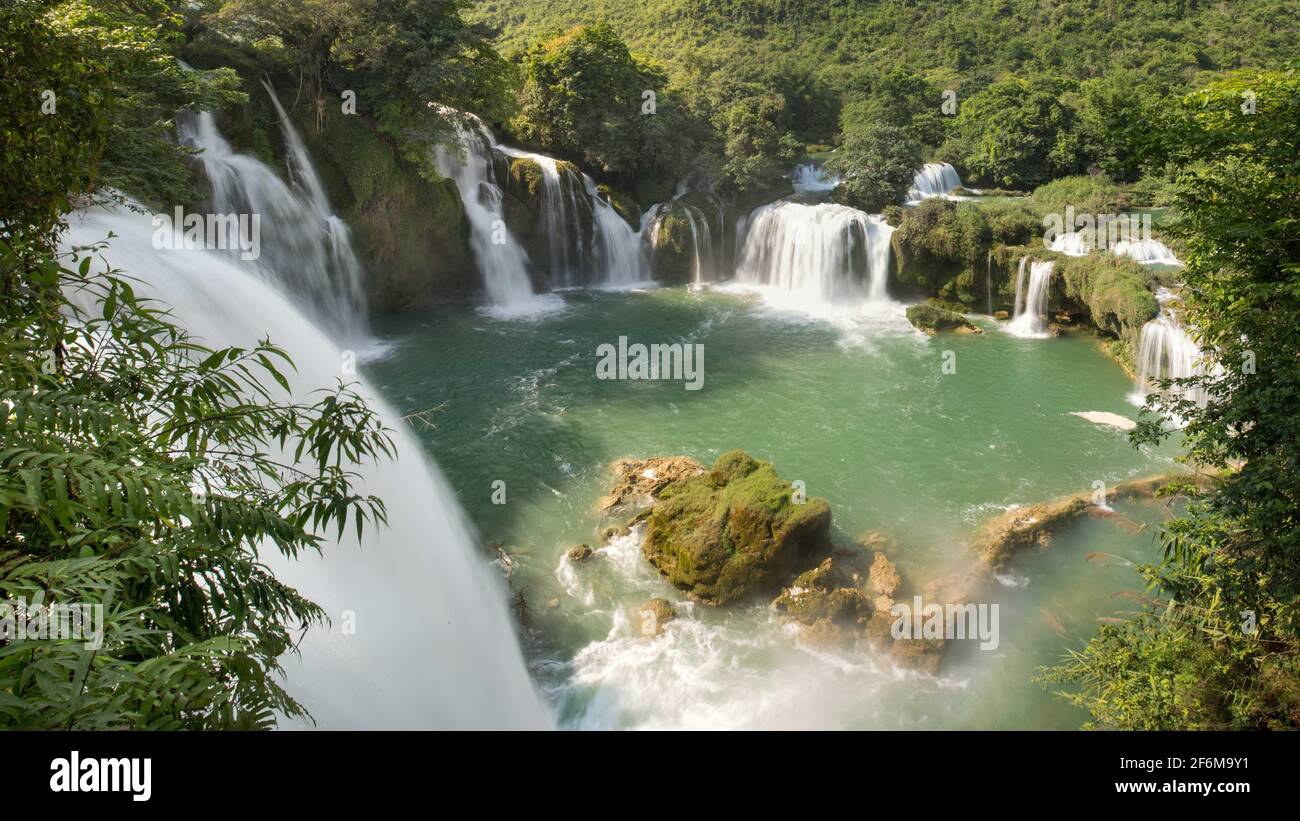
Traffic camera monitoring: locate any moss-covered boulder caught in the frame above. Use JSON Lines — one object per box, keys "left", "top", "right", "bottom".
{"left": 597, "top": 184, "right": 642, "bottom": 229}
{"left": 891, "top": 198, "right": 1039, "bottom": 306}
{"left": 906, "top": 303, "right": 982, "bottom": 335}
{"left": 642, "top": 450, "right": 832, "bottom": 605}
{"left": 645, "top": 193, "right": 725, "bottom": 285}
{"left": 499, "top": 156, "right": 598, "bottom": 285}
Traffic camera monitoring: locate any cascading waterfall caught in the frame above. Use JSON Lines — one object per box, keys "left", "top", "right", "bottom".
{"left": 791, "top": 163, "right": 840, "bottom": 194}
{"left": 1006, "top": 257, "right": 1055, "bottom": 337}
{"left": 432, "top": 113, "right": 558, "bottom": 315}
{"left": 178, "top": 97, "right": 367, "bottom": 344}
{"left": 64, "top": 203, "right": 554, "bottom": 730}
{"left": 735, "top": 201, "right": 894, "bottom": 306}
{"left": 1049, "top": 233, "right": 1183, "bottom": 266}
{"left": 1132, "top": 311, "right": 1210, "bottom": 408}
{"left": 434, "top": 111, "right": 645, "bottom": 294}
{"left": 906, "top": 162, "right": 964, "bottom": 203}
{"left": 1113, "top": 238, "right": 1182, "bottom": 266}
{"left": 642, "top": 200, "right": 720, "bottom": 285}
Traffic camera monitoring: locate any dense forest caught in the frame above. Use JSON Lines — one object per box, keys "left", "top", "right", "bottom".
{"left": 1, "top": 0, "right": 1297, "bottom": 731}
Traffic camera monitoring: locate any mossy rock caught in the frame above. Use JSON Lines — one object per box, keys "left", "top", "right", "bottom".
{"left": 647, "top": 206, "right": 699, "bottom": 285}
{"left": 507, "top": 157, "right": 547, "bottom": 200}
{"left": 642, "top": 450, "right": 832, "bottom": 605}
{"left": 596, "top": 184, "right": 641, "bottom": 229}
{"left": 296, "top": 105, "right": 476, "bottom": 311}
{"left": 906, "top": 304, "right": 981, "bottom": 335}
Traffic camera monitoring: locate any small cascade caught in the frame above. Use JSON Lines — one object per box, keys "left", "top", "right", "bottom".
{"left": 179, "top": 93, "right": 367, "bottom": 344}
{"left": 735, "top": 201, "right": 894, "bottom": 306}
{"left": 732, "top": 213, "right": 749, "bottom": 271}
{"left": 906, "top": 162, "right": 964, "bottom": 203}
{"left": 1006, "top": 258, "right": 1055, "bottom": 338}
{"left": 642, "top": 199, "right": 721, "bottom": 285}
{"left": 1113, "top": 238, "right": 1182, "bottom": 266}
{"left": 432, "top": 112, "right": 558, "bottom": 315}
{"left": 1047, "top": 232, "right": 1090, "bottom": 256}
{"left": 791, "top": 163, "right": 840, "bottom": 195}
{"left": 1132, "top": 311, "right": 1210, "bottom": 408}
{"left": 434, "top": 110, "right": 645, "bottom": 294}
{"left": 1050, "top": 233, "right": 1183, "bottom": 266}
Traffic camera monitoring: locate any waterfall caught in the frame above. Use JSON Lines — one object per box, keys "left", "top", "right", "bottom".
{"left": 492, "top": 146, "right": 647, "bottom": 288}
{"left": 1132, "top": 311, "right": 1210, "bottom": 408}
{"left": 735, "top": 201, "right": 894, "bottom": 306}
{"left": 1050, "top": 233, "right": 1183, "bottom": 267}
{"left": 432, "top": 113, "right": 559, "bottom": 316}
{"left": 63, "top": 203, "right": 553, "bottom": 730}
{"left": 1006, "top": 258, "right": 1055, "bottom": 338}
{"left": 1113, "top": 238, "right": 1182, "bottom": 266}
{"left": 906, "top": 162, "right": 964, "bottom": 203}
{"left": 1047, "top": 232, "right": 1090, "bottom": 256}
{"left": 178, "top": 99, "right": 368, "bottom": 345}
{"left": 642, "top": 200, "right": 720, "bottom": 285}
{"left": 791, "top": 163, "right": 840, "bottom": 194}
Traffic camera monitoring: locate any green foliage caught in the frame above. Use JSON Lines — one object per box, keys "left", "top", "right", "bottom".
{"left": 826, "top": 121, "right": 920, "bottom": 212}
{"left": 1, "top": 1, "right": 241, "bottom": 236}
{"left": 944, "top": 74, "right": 1082, "bottom": 188}
{"left": 510, "top": 24, "right": 670, "bottom": 183}
{"left": 1046, "top": 69, "right": 1300, "bottom": 730}
{"left": 0, "top": 235, "right": 394, "bottom": 728}
{"left": 1032, "top": 174, "right": 1130, "bottom": 214}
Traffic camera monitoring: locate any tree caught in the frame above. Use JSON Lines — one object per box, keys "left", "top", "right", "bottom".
{"left": 511, "top": 24, "right": 664, "bottom": 180}
{"left": 1074, "top": 71, "right": 1154, "bottom": 181}
{"left": 1, "top": 0, "right": 395, "bottom": 730}
{"left": 826, "top": 118, "right": 921, "bottom": 212}
{"left": 945, "top": 74, "right": 1082, "bottom": 188}
{"left": 1042, "top": 70, "right": 1300, "bottom": 730}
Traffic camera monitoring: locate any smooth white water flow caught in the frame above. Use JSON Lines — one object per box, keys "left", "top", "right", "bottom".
{"left": 64, "top": 204, "right": 554, "bottom": 730}
{"left": 906, "top": 162, "right": 964, "bottom": 203}
{"left": 735, "top": 201, "right": 894, "bottom": 307}
{"left": 1132, "top": 311, "right": 1209, "bottom": 408}
{"left": 492, "top": 146, "right": 648, "bottom": 288}
{"left": 1049, "top": 233, "right": 1182, "bottom": 267}
{"left": 1113, "top": 238, "right": 1182, "bottom": 266}
{"left": 791, "top": 163, "right": 840, "bottom": 194}
{"left": 1006, "top": 258, "right": 1055, "bottom": 338}
{"left": 432, "top": 112, "right": 561, "bottom": 316}
{"left": 1047, "top": 232, "right": 1090, "bottom": 256}
{"left": 642, "top": 200, "right": 721, "bottom": 285}
{"left": 179, "top": 99, "right": 368, "bottom": 344}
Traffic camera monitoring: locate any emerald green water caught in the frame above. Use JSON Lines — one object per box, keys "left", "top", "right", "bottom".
{"left": 368, "top": 288, "right": 1180, "bottom": 729}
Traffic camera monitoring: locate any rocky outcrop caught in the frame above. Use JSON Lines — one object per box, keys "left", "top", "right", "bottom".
{"left": 294, "top": 105, "right": 476, "bottom": 312}
{"left": 772, "top": 545, "right": 903, "bottom": 645}
{"left": 971, "top": 473, "right": 1212, "bottom": 570}
{"left": 906, "top": 303, "right": 982, "bottom": 335}
{"left": 598, "top": 456, "right": 708, "bottom": 513}
{"left": 638, "top": 450, "right": 832, "bottom": 605}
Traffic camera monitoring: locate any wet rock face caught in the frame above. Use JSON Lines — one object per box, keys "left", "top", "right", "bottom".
{"left": 772, "top": 546, "right": 903, "bottom": 645}
{"left": 906, "top": 303, "right": 981, "bottom": 335}
{"left": 641, "top": 450, "right": 832, "bottom": 606}
{"left": 634, "top": 598, "right": 677, "bottom": 637}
